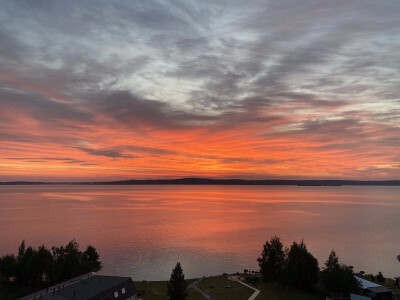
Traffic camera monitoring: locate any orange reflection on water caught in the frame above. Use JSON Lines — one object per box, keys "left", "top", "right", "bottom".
{"left": 0, "top": 185, "right": 399, "bottom": 280}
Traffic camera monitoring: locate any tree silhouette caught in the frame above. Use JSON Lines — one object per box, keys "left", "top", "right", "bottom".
{"left": 0, "top": 240, "right": 102, "bottom": 293}
{"left": 283, "top": 240, "right": 319, "bottom": 289}
{"left": 321, "top": 250, "right": 361, "bottom": 296}
{"left": 376, "top": 272, "right": 384, "bottom": 282}
{"left": 0, "top": 254, "right": 16, "bottom": 283}
{"left": 167, "top": 262, "right": 188, "bottom": 300}
{"left": 257, "top": 236, "right": 285, "bottom": 284}
{"left": 81, "top": 245, "right": 102, "bottom": 273}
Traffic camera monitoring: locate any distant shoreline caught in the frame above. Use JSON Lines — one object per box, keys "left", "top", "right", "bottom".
{"left": 1, "top": 178, "right": 400, "bottom": 186}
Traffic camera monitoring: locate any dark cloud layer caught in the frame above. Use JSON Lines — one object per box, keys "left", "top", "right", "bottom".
{"left": 74, "top": 147, "right": 136, "bottom": 159}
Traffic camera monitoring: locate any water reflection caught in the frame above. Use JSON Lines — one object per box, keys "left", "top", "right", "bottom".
{"left": 0, "top": 185, "right": 399, "bottom": 280}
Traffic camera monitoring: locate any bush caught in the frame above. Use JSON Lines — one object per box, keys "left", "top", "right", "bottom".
{"left": 376, "top": 272, "right": 384, "bottom": 282}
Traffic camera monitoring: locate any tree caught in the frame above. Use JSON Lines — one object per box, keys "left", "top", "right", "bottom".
{"left": 15, "top": 243, "right": 34, "bottom": 286}
{"left": 321, "top": 250, "right": 361, "bottom": 296}
{"left": 376, "top": 272, "right": 384, "bottom": 282}
{"left": 0, "top": 240, "right": 102, "bottom": 293}
{"left": 17, "top": 240, "right": 26, "bottom": 261}
{"left": 257, "top": 236, "right": 285, "bottom": 284}
{"left": 324, "top": 250, "right": 340, "bottom": 272}
{"left": 81, "top": 245, "right": 102, "bottom": 273}
{"left": 28, "top": 246, "right": 52, "bottom": 288}
{"left": 167, "top": 262, "right": 187, "bottom": 300}
{"left": 48, "top": 240, "right": 81, "bottom": 283}
{"left": 283, "top": 240, "right": 319, "bottom": 289}
{"left": 0, "top": 254, "right": 16, "bottom": 284}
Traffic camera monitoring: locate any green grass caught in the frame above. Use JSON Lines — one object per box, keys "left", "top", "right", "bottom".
{"left": 196, "top": 275, "right": 324, "bottom": 300}
{"left": 134, "top": 276, "right": 325, "bottom": 300}
{"left": 187, "top": 287, "right": 207, "bottom": 300}
{"left": 196, "top": 276, "right": 254, "bottom": 300}
{"left": 253, "top": 280, "right": 324, "bottom": 300}
{"left": 134, "top": 279, "right": 205, "bottom": 300}
{"left": 134, "top": 280, "right": 169, "bottom": 300}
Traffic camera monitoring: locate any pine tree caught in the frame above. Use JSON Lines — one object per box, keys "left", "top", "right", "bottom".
{"left": 321, "top": 250, "right": 361, "bottom": 296}
{"left": 167, "top": 262, "right": 187, "bottom": 300}
{"left": 325, "top": 250, "right": 340, "bottom": 271}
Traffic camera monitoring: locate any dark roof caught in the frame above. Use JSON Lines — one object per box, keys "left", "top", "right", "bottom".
{"left": 366, "top": 286, "right": 392, "bottom": 294}
{"left": 19, "top": 274, "right": 136, "bottom": 300}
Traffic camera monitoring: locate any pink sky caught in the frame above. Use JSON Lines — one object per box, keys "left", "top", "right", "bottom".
{"left": 0, "top": 1, "right": 399, "bottom": 181}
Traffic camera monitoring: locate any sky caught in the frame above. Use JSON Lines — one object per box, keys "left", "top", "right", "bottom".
{"left": 0, "top": 0, "right": 399, "bottom": 181}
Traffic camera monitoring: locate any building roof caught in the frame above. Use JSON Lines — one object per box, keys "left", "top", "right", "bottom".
{"left": 354, "top": 276, "right": 381, "bottom": 289}
{"left": 366, "top": 286, "right": 392, "bottom": 294}
{"left": 19, "top": 273, "right": 136, "bottom": 300}
{"left": 350, "top": 294, "right": 372, "bottom": 300}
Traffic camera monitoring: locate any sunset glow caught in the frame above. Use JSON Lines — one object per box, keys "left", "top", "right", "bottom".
{"left": 1, "top": 1, "right": 399, "bottom": 181}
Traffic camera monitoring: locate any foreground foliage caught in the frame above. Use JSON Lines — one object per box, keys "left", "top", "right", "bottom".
{"left": 283, "top": 240, "right": 319, "bottom": 289}
{"left": 320, "top": 250, "right": 361, "bottom": 296}
{"left": 258, "top": 236, "right": 361, "bottom": 297}
{"left": 259, "top": 237, "right": 319, "bottom": 289}
{"left": 0, "top": 240, "right": 102, "bottom": 296}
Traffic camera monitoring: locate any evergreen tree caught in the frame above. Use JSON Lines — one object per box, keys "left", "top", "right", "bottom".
{"left": 167, "top": 262, "right": 187, "bottom": 300}
{"left": 283, "top": 240, "right": 319, "bottom": 289}
{"left": 321, "top": 250, "right": 361, "bottom": 296}
{"left": 325, "top": 250, "right": 340, "bottom": 271}
{"left": 17, "top": 240, "right": 26, "bottom": 261}
{"left": 257, "top": 236, "right": 285, "bottom": 284}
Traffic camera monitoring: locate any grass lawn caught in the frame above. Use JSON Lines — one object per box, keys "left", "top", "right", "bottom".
{"left": 196, "top": 276, "right": 254, "bottom": 300}
{"left": 187, "top": 288, "right": 207, "bottom": 300}
{"left": 134, "top": 276, "right": 325, "bottom": 300}
{"left": 134, "top": 280, "right": 168, "bottom": 300}
{"left": 254, "top": 281, "right": 324, "bottom": 300}
{"left": 134, "top": 279, "right": 206, "bottom": 300}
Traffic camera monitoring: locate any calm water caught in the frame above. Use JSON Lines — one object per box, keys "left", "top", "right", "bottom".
{"left": 0, "top": 185, "right": 399, "bottom": 280}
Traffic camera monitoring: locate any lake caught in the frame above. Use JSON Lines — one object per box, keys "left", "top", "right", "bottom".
{"left": 0, "top": 185, "right": 399, "bottom": 280}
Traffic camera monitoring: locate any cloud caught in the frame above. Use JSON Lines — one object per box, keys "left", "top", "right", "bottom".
{"left": 0, "top": 0, "right": 399, "bottom": 180}
{"left": 74, "top": 147, "right": 137, "bottom": 159}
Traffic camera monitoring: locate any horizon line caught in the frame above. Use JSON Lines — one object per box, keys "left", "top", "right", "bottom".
{"left": 1, "top": 177, "right": 400, "bottom": 185}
